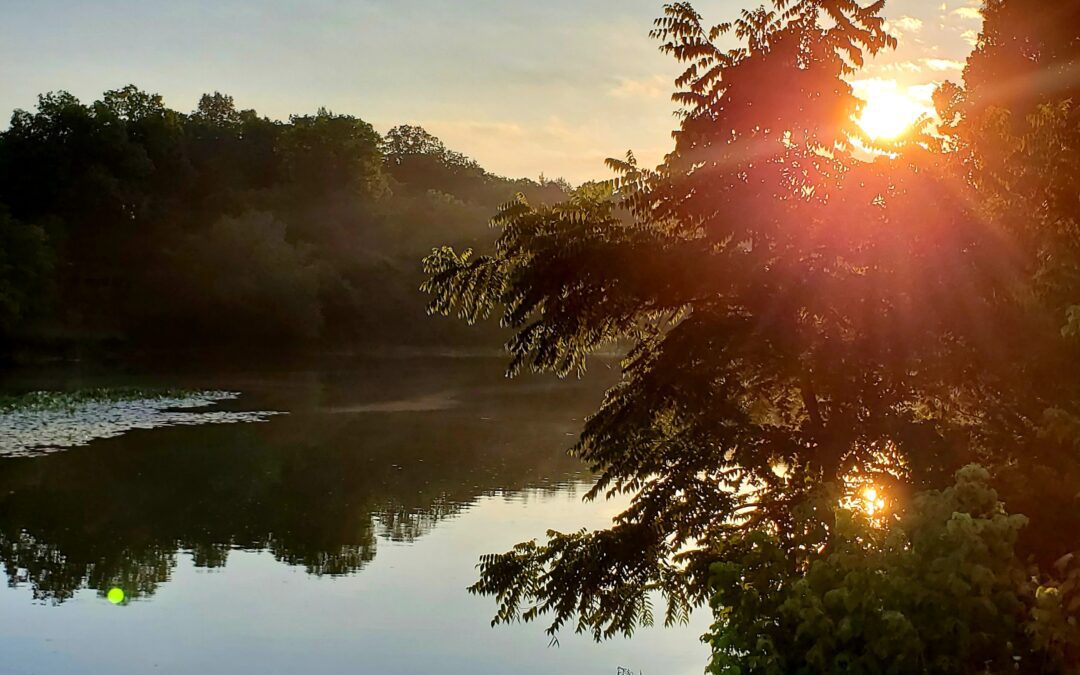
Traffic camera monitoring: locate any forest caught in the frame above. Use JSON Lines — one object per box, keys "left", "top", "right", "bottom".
{"left": 0, "top": 91, "right": 568, "bottom": 360}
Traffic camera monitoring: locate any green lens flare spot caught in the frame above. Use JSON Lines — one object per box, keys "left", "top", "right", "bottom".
{"left": 107, "top": 587, "right": 125, "bottom": 605}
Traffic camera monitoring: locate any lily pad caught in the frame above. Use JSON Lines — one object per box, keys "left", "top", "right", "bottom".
{"left": 0, "top": 388, "right": 282, "bottom": 458}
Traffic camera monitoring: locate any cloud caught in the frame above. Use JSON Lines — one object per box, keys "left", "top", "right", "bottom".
{"left": 907, "top": 83, "right": 939, "bottom": 104}
{"left": 850, "top": 78, "right": 899, "bottom": 94}
{"left": 420, "top": 120, "right": 526, "bottom": 140}
{"left": 610, "top": 75, "right": 670, "bottom": 100}
{"left": 952, "top": 7, "right": 983, "bottom": 20}
{"left": 891, "top": 16, "right": 924, "bottom": 33}
{"left": 923, "top": 58, "right": 966, "bottom": 72}
{"left": 869, "top": 60, "right": 925, "bottom": 75}
{"left": 961, "top": 29, "right": 980, "bottom": 46}
{"left": 413, "top": 117, "right": 613, "bottom": 182}
{"left": 849, "top": 78, "right": 939, "bottom": 102}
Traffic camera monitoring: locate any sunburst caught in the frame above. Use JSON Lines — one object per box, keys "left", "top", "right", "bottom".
{"left": 854, "top": 80, "right": 934, "bottom": 140}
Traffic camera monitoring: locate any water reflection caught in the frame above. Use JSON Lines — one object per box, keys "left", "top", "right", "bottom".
{"left": 0, "top": 358, "right": 610, "bottom": 605}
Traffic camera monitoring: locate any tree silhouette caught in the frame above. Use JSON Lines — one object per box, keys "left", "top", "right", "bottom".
{"left": 423, "top": 0, "right": 1071, "bottom": 642}
{"left": 932, "top": 0, "right": 1080, "bottom": 567}
{"left": 0, "top": 87, "right": 568, "bottom": 357}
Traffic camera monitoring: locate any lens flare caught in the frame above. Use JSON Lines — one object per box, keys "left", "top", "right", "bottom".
{"left": 861, "top": 486, "right": 887, "bottom": 516}
{"left": 857, "top": 91, "right": 927, "bottom": 140}
{"left": 852, "top": 79, "right": 935, "bottom": 141}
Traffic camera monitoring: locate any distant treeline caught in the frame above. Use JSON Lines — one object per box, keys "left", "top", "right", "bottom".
{"left": 0, "top": 86, "right": 571, "bottom": 361}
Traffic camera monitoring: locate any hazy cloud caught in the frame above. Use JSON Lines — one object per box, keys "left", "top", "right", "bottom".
{"left": 892, "top": 16, "right": 925, "bottom": 33}
{"left": 870, "top": 61, "right": 925, "bottom": 75}
{"left": 610, "top": 75, "right": 670, "bottom": 100}
{"left": 924, "top": 58, "right": 966, "bottom": 72}
{"left": 952, "top": 7, "right": 983, "bottom": 20}
{"left": 907, "top": 83, "right": 939, "bottom": 104}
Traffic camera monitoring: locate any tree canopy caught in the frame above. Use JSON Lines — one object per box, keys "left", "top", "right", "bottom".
{"left": 423, "top": 0, "right": 1080, "bottom": 668}
{"left": 0, "top": 89, "right": 570, "bottom": 359}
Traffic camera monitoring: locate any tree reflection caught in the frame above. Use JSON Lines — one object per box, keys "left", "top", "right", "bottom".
{"left": 0, "top": 362, "right": 606, "bottom": 603}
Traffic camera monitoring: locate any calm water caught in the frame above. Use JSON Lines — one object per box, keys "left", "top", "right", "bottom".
{"left": 0, "top": 357, "right": 707, "bottom": 674}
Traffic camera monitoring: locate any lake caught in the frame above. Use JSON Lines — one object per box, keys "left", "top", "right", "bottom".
{"left": 0, "top": 357, "right": 708, "bottom": 674}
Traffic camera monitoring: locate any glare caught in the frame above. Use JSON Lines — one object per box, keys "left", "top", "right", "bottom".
{"left": 861, "top": 486, "right": 887, "bottom": 516}
{"left": 854, "top": 82, "right": 933, "bottom": 140}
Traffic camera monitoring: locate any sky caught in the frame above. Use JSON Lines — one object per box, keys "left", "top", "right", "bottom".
{"left": 0, "top": 0, "right": 980, "bottom": 183}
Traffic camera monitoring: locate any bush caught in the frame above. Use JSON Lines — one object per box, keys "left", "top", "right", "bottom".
{"left": 706, "top": 466, "right": 1080, "bottom": 674}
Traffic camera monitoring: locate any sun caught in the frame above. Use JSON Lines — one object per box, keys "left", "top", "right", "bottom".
{"left": 854, "top": 83, "right": 932, "bottom": 141}
{"left": 861, "top": 486, "right": 887, "bottom": 516}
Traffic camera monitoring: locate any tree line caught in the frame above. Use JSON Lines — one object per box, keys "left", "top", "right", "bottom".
{"left": 423, "top": 0, "right": 1080, "bottom": 670}
{"left": 0, "top": 90, "right": 570, "bottom": 361}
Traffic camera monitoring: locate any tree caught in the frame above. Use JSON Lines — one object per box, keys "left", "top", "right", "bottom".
{"left": 0, "top": 207, "right": 52, "bottom": 336}
{"left": 422, "top": 0, "right": 1063, "bottom": 644}
{"left": 0, "top": 85, "right": 530, "bottom": 355}
{"left": 382, "top": 124, "right": 489, "bottom": 197}
{"left": 383, "top": 124, "right": 479, "bottom": 171}
{"left": 99, "top": 84, "right": 166, "bottom": 122}
{"left": 280, "top": 109, "right": 384, "bottom": 196}
{"left": 191, "top": 91, "right": 243, "bottom": 129}
{"left": 931, "top": 0, "right": 1080, "bottom": 563}
{"left": 143, "top": 211, "right": 324, "bottom": 343}
{"left": 961, "top": 0, "right": 1080, "bottom": 118}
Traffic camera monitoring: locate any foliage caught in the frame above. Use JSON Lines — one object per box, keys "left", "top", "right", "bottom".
{"left": 0, "top": 88, "right": 568, "bottom": 358}
{"left": 0, "top": 207, "right": 52, "bottom": 333}
{"left": 384, "top": 124, "right": 481, "bottom": 173}
{"left": 423, "top": 1, "right": 1080, "bottom": 669}
{"left": 144, "top": 211, "right": 325, "bottom": 343}
{"left": 280, "top": 109, "right": 385, "bottom": 196}
{"left": 704, "top": 465, "right": 1080, "bottom": 673}
{"left": 931, "top": 0, "right": 1080, "bottom": 564}
{"left": 427, "top": 0, "right": 992, "bottom": 639}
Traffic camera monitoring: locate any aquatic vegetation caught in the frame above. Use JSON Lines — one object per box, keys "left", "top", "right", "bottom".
{"left": 0, "top": 388, "right": 282, "bottom": 457}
